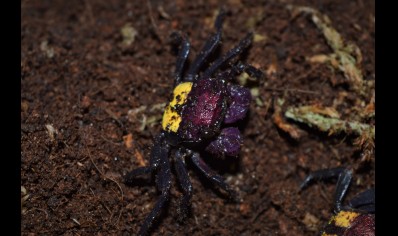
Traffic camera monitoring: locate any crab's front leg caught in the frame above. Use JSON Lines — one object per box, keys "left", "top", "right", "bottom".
{"left": 224, "top": 84, "right": 251, "bottom": 124}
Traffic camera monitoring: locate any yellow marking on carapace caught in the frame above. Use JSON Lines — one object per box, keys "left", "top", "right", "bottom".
{"left": 321, "top": 233, "right": 337, "bottom": 236}
{"left": 162, "top": 82, "right": 193, "bottom": 132}
{"left": 331, "top": 210, "right": 359, "bottom": 228}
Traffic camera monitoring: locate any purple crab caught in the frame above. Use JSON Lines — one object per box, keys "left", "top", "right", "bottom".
{"left": 124, "top": 9, "right": 264, "bottom": 236}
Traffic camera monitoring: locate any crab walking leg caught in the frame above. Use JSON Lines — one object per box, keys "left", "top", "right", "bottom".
{"left": 201, "top": 32, "right": 253, "bottom": 79}
{"left": 235, "top": 61, "right": 264, "bottom": 80}
{"left": 124, "top": 167, "right": 153, "bottom": 184}
{"left": 334, "top": 168, "right": 353, "bottom": 212}
{"left": 348, "top": 188, "right": 375, "bottom": 213}
{"left": 123, "top": 133, "right": 171, "bottom": 236}
{"left": 300, "top": 167, "right": 353, "bottom": 212}
{"left": 217, "top": 61, "right": 264, "bottom": 82}
{"left": 190, "top": 152, "right": 238, "bottom": 200}
{"left": 174, "top": 148, "right": 193, "bottom": 220}
{"left": 185, "top": 9, "right": 225, "bottom": 82}
{"left": 124, "top": 133, "right": 168, "bottom": 184}
{"left": 172, "top": 33, "right": 190, "bottom": 86}
{"left": 138, "top": 146, "right": 172, "bottom": 236}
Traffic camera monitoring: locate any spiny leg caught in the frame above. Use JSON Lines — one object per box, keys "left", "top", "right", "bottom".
{"left": 171, "top": 32, "right": 190, "bottom": 86}
{"left": 191, "top": 152, "right": 238, "bottom": 200}
{"left": 300, "top": 167, "right": 353, "bottom": 212}
{"left": 201, "top": 32, "right": 253, "bottom": 79}
{"left": 185, "top": 9, "right": 226, "bottom": 82}
{"left": 174, "top": 148, "right": 193, "bottom": 220}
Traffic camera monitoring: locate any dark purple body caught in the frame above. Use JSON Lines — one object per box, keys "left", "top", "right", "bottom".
{"left": 178, "top": 78, "right": 228, "bottom": 142}
{"left": 345, "top": 214, "right": 375, "bottom": 236}
{"left": 175, "top": 77, "right": 251, "bottom": 157}
{"left": 322, "top": 213, "right": 375, "bottom": 236}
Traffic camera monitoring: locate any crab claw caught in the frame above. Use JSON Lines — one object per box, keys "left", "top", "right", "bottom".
{"left": 205, "top": 127, "right": 243, "bottom": 157}
{"left": 224, "top": 84, "right": 251, "bottom": 124}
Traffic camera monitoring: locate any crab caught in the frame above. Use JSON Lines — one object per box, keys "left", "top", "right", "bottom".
{"left": 124, "top": 9, "right": 263, "bottom": 236}
{"left": 300, "top": 167, "right": 375, "bottom": 236}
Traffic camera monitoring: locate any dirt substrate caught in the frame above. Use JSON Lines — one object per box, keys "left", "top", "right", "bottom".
{"left": 21, "top": 0, "right": 374, "bottom": 235}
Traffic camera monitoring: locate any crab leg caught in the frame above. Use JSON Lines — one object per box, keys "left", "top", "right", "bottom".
{"left": 124, "top": 133, "right": 168, "bottom": 184}
{"left": 124, "top": 132, "right": 171, "bottom": 236}
{"left": 172, "top": 33, "right": 190, "bottom": 85}
{"left": 137, "top": 152, "right": 172, "bottom": 236}
{"left": 348, "top": 188, "right": 375, "bottom": 213}
{"left": 300, "top": 167, "right": 353, "bottom": 212}
{"left": 185, "top": 9, "right": 225, "bottom": 82}
{"left": 174, "top": 148, "right": 193, "bottom": 220}
{"left": 190, "top": 152, "right": 237, "bottom": 200}
{"left": 201, "top": 32, "right": 253, "bottom": 79}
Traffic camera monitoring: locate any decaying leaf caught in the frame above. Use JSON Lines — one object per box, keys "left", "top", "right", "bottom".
{"left": 45, "top": 124, "right": 58, "bottom": 142}
{"left": 127, "top": 103, "right": 166, "bottom": 131}
{"left": 302, "top": 212, "right": 320, "bottom": 232}
{"left": 134, "top": 148, "right": 147, "bottom": 167}
{"left": 245, "top": 9, "right": 265, "bottom": 29}
{"left": 253, "top": 33, "right": 267, "bottom": 43}
{"left": 285, "top": 105, "right": 374, "bottom": 139}
{"left": 273, "top": 99, "right": 304, "bottom": 139}
{"left": 354, "top": 130, "right": 375, "bottom": 162}
{"left": 287, "top": 5, "right": 365, "bottom": 95}
{"left": 296, "top": 104, "right": 340, "bottom": 119}
{"left": 121, "top": 23, "right": 138, "bottom": 46}
{"left": 123, "top": 133, "right": 134, "bottom": 149}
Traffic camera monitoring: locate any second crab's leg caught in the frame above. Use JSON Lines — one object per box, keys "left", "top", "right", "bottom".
{"left": 190, "top": 152, "right": 238, "bottom": 200}
{"left": 174, "top": 148, "right": 193, "bottom": 220}
{"left": 300, "top": 167, "right": 353, "bottom": 212}
{"left": 185, "top": 9, "right": 226, "bottom": 82}
{"left": 348, "top": 188, "right": 375, "bottom": 213}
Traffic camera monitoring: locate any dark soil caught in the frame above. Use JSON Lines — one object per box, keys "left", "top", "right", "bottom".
{"left": 21, "top": 0, "right": 375, "bottom": 235}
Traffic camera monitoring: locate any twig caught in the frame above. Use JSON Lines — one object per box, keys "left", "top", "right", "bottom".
{"left": 87, "top": 147, "right": 124, "bottom": 201}
{"left": 25, "top": 208, "right": 49, "bottom": 219}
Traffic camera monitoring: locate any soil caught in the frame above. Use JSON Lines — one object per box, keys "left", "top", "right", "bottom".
{"left": 21, "top": 0, "right": 375, "bottom": 235}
